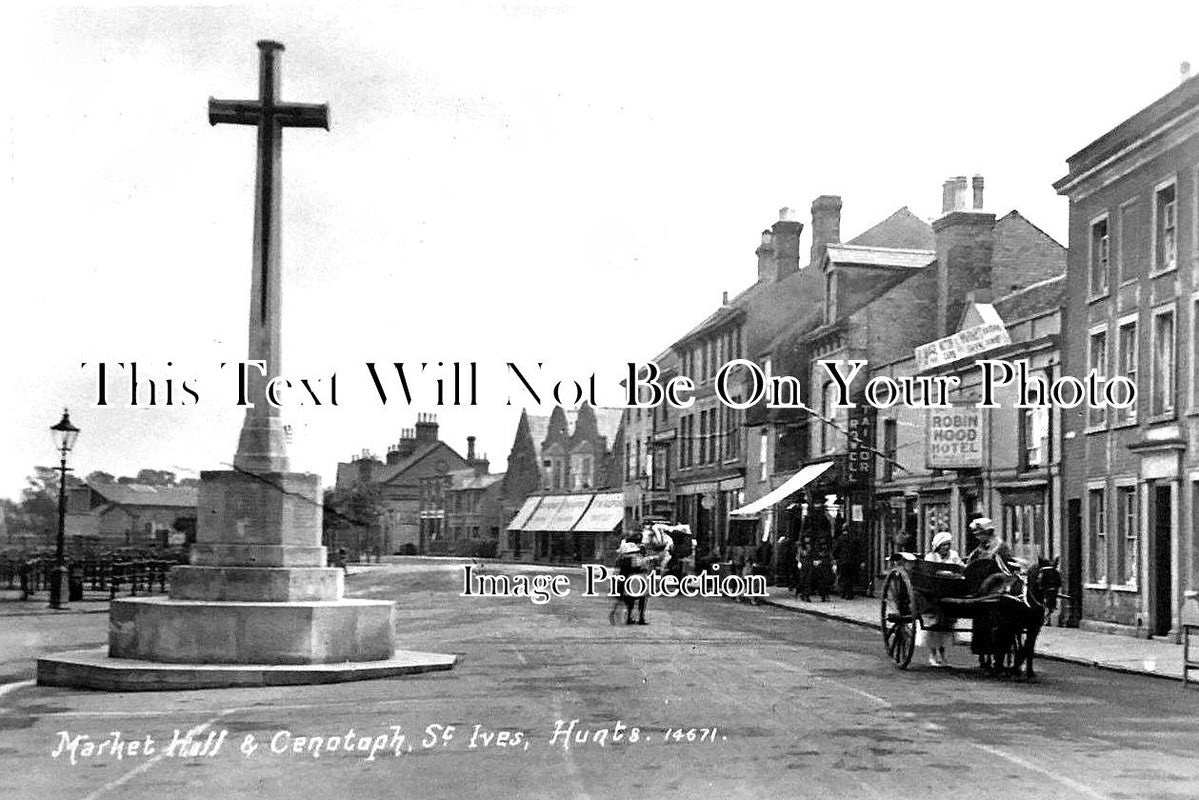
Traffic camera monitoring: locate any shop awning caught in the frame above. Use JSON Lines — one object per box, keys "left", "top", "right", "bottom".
{"left": 523, "top": 495, "right": 568, "bottom": 531}
{"left": 506, "top": 496, "right": 543, "bottom": 532}
{"left": 573, "top": 492, "right": 624, "bottom": 533}
{"left": 541, "top": 494, "right": 593, "bottom": 532}
{"left": 729, "top": 461, "right": 834, "bottom": 517}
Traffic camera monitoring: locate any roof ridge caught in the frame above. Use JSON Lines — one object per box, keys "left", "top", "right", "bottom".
{"left": 994, "top": 273, "right": 1065, "bottom": 304}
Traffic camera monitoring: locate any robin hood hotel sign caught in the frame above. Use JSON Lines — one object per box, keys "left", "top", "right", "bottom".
{"left": 926, "top": 408, "right": 983, "bottom": 469}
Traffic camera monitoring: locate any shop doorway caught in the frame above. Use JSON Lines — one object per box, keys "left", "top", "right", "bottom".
{"left": 1152, "top": 483, "right": 1173, "bottom": 637}
{"left": 1066, "top": 498, "right": 1082, "bottom": 627}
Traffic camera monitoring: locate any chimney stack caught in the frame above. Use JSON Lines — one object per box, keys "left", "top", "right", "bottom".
{"left": 755, "top": 229, "right": 775, "bottom": 282}
{"left": 933, "top": 175, "right": 995, "bottom": 337}
{"left": 771, "top": 207, "right": 804, "bottom": 281}
{"left": 414, "top": 412, "right": 439, "bottom": 443}
{"left": 941, "top": 176, "right": 970, "bottom": 213}
{"left": 809, "top": 195, "right": 842, "bottom": 270}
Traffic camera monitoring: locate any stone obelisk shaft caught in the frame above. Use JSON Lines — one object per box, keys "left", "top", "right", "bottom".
{"left": 235, "top": 41, "right": 288, "bottom": 472}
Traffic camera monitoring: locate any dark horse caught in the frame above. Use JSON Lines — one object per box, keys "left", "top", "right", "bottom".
{"left": 971, "top": 556, "right": 1062, "bottom": 679}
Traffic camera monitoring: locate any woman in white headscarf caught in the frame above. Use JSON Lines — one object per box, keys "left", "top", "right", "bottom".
{"left": 923, "top": 531, "right": 963, "bottom": 667}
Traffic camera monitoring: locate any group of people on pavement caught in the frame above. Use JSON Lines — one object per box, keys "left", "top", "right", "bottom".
{"left": 769, "top": 517, "right": 864, "bottom": 603}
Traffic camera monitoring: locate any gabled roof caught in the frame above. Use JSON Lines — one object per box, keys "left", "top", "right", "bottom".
{"left": 376, "top": 441, "right": 449, "bottom": 484}
{"left": 825, "top": 243, "right": 936, "bottom": 270}
{"left": 91, "top": 483, "right": 197, "bottom": 509}
{"left": 523, "top": 406, "right": 623, "bottom": 462}
{"left": 846, "top": 206, "right": 935, "bottom": 250}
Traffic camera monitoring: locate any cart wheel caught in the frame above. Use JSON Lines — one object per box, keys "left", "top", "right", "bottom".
{"left": 881, "top": 569, "right": 916, "bottom": 669}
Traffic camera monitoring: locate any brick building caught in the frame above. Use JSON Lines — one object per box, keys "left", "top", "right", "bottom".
{"left": 334, "top": 414, "right": 469, "bottom": 553}
{"left": 745, "top": 178, "right": 1064, "bottom": 586}
{"left": 624, "top": 207, "right": 827, "bottom": 556}
{"left": 500, "top": 403, "right": 622, "bottom": 559}
{"left": 419, "top": 436, "right": 504, "bottom": 555}
{"left": 1054, "top": 72, "right": 1199, "bottom": 637}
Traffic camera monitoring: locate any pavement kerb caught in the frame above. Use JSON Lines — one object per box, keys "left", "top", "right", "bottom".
{"left": 759, "top": 595, "right": 1185, "bottom": 684}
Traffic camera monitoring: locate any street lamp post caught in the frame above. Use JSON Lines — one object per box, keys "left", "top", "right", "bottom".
{"left": 48, "top": 409, "right": 81, "bottom": 610}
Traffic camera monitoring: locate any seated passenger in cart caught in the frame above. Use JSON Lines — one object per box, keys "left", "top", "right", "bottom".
{"left": 921, "top": 531, "right": 963, "bottom": 667}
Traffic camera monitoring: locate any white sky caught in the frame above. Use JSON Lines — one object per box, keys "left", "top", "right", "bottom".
{"left": 1, "top": 1, "right": 1197, "bottom": 500}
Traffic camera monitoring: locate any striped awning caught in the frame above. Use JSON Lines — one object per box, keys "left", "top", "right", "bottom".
{"left": 572, "top": 492, "right": 624, "bottom": 533}
{"left": 506, "top": 496, "right": 543, "bottom": 532}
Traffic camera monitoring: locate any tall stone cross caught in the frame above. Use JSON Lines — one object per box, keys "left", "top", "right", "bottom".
{"left": 210, "top": 40, "right": 329, "bottom": 473}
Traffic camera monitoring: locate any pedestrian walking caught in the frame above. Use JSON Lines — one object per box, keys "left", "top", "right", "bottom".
{"left": 613, "top": 533, "right": 648, "bottom": 625}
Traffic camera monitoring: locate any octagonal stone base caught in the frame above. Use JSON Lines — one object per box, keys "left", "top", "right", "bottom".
{"left": 38, "top": 648, "right": 456, "bottom": 691}
{"left": 109, "top": 597, "right": 395, "bottom": 665}
{"left": 170, "top": 566, "right": 343, "bottom": 602}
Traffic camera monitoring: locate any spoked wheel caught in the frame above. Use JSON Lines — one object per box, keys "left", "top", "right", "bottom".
{"left": 880, "top": 569, "right": 916, "bottom": 669}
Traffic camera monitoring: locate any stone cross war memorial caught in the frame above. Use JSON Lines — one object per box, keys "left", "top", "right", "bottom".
{"left": 35, "top": 41, "right": 456, "bottom": 691}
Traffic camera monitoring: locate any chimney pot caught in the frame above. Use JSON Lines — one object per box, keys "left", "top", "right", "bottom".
{"left": 1183, "top": 61, "right": 1192, "bottom": 82}
{"left": 722, "top": 290, "right": 729, "bottom": 305}
{"left": 779, "top": 206, "right": 795, "bottom": 222}
{"left": 971, "top": 175, "right": 985, "bottom": 210}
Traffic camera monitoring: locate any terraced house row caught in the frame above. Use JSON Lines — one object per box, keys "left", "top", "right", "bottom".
{"left": 616, "top": 71, "right": 1199, "bottom": 640}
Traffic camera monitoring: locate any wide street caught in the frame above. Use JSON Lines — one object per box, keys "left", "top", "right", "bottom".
{"left": 1, "top": 558, "right": 1197, "bottom": 800}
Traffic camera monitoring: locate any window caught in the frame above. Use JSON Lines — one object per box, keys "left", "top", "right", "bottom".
{"left": 1152, "top": 307, "right": 1175, "bottom": 416}
{"left": 708, "top": 409, "right": 718, "bottom": 463}
{"left": 1088, "top": 328, "right": 1107, "bottom": 427}
{"left": 1155, "top": 183, "right": 1177, "bottom": 272}
{"left": 1114, "top": 485, "right": 1138, "bottom": 588}
{"left": 882, "top": 418, "right": 897, "bottom": 482}
{"left": 1116, "top": 319, "right": 1138, "bottom": 424}
{"left": 1001, "top": 498, "right": 1045, "bottom": 560}
{"left": 698, "top": 412, "right": 708, "bottom": 465}
{"left": 758, "top": 429, "right": 768, "bottom": 482}
{"left": 1118, "top": 199, "right": 1144, "bottom": 284}
{"left": 1087, "top": 487, "right": 1107, "bottom": 585}
{"left": 1020, "top": 404, "right": 1049, "bottom": 470}
{"left": 1090, "top": 216, "right": 1110, "bottom": 295}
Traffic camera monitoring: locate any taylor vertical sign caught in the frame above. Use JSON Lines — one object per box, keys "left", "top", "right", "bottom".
{"left": 926, "top": 408, "right": 983, "bottom": 468}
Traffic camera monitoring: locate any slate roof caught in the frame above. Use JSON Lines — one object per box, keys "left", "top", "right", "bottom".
{"left": 846, "top": 206, "right": 935, "bottom": 250}
{"left": 92, "top": 483, "right": 197, "bottom": 509}
{"left": 375, "top": 441, "right": 445, "bottom": 484}
{"left": 825, "top": 243, "right": 936, "bottom": 270}
{"left": 993, "top": 275, "right": 1066, "bottom": 322}
{"left": 448, "top": 469, "right": 505, "bottom": 491}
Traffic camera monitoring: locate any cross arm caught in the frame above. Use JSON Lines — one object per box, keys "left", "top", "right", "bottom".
{"left": 209, "top": 98, "right": 262, "bottom": 126}
{"left": 274, "top": 102, "right": 330, "bottom": 130}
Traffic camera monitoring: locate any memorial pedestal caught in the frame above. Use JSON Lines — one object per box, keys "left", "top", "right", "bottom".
{"left": 38, "top": 469, "right": 455, "bottom": 690}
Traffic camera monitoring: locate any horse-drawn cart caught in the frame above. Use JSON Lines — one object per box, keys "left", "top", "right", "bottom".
{"left": 881, "top": 553, "right": 1060, "bottom": 675}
